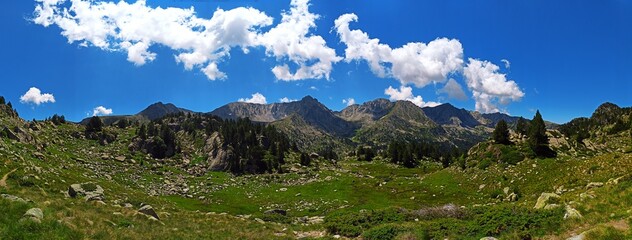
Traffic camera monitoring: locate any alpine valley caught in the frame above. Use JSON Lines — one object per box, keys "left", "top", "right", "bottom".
{"left": 1, "top": 94, "right": 632, "bottom": 239}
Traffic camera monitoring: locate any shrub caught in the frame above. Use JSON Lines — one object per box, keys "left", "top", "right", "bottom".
{"left": 325, "top": 208, "right": 409, "bottom": 237}
{"left": 261, "top": 213, "right": 292, "bottom": 224}
{"left": 363, "top": 224, "right": 406, "bottom": 240}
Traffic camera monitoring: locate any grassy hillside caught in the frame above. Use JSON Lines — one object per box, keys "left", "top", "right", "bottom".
{"left": 1, "top": 100, "right": 632, "bottom": 239}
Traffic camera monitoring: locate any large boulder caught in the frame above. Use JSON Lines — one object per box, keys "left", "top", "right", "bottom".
{"left": 21, "top": 208, "right": 43, "bottom": 223}
{"left": 534, "top": 193, "right": 560, "bottom": 209}
{"left": 68, "top": 183, "right": 105, "bottom": 201}
{"left": 138, "top": 205, "right": 160, "bottom": 220}
{"left": 205, "top": 132, "right": 235, "bottom": 171}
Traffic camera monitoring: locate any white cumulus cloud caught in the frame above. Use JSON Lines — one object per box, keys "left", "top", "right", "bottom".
{"left": 92, "top": 106, "right": 113, "bottom": 116}
{"left": 19, "top": 87, "right": 56, "bottom": 105}
{"left": 384, "top": 86, "right": 440, "bottom": 108}
{"left": 342, "top": 98, "right": 356, "bottom": 106}
{"left": 438, "top": 78, "right": 467, "bottom": 101}
{"left": 335, "top": 13, "right": 463, "bottom": 87}
{"left": 463, "top": 58, "right": 524, "bottom": 113}
{"left": 238, "top": 93, "right": 267, "bottom": 104}
{"left": 258, "top": 0, "right": 342, "bottom": 81}
{"left": 279, "top": 97, "right": 297, "bottom": 103}
{"left": 32, "top": 0, "right": 338, "bottom": 81}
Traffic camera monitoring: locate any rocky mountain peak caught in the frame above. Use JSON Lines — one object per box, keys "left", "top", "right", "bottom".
{"left": 138, "top": 102, "right": 189, "bottom": 120}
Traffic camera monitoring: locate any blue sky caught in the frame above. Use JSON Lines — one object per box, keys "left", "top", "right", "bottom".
{"left": 0, "top": 0, "right": 630, "bottom": 123}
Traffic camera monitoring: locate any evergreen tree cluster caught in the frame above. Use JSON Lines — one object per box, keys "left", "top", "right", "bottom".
{"left": 85, "top": 116, "right": 103, "bottom": 133}
{"left": 0, "top": 96, "right": 18, "bottom": 117}
{"left": 356, "top": 146, "right": 376, "bottom": 162}
{"left": 137, "top": 113, "right": 292, "bottom": 174}
{"left": 386, "top": 141, "right": 460, "bottom": 168}
{"left": 218, "top": 117, "right": 291, "bottom": 174}
{"left": 46, "top": 114, "right": 66, "bottom": 125}
{"left": 137, "top": 121, "right": 179, "bottom": 159}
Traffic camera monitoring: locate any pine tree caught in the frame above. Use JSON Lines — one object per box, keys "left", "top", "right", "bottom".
{"left": 0, "top": 96, "right": 5, "bottom": 105}
{"left": 493, "top": 119, "right": 511, "bottom": 145}
{"left": 528, "top": 110, "right": 553, "bottom": 157}
{"left": 138, "top": 124, "right": 147, "bottom": 140}
{"left": 515, "top": 117, "right": 529, "bottom": 136}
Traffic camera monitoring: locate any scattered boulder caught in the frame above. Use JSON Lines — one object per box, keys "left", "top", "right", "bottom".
{"left": 264, "top": 209, "right": 287, "bottom": 216}
{"left": 138, "top": 205, "right": 160, "bottom": 220}
{"left": 564, "top": 205, "right": 582, "bottom": 219}
{"left": 534, "top": 193, "right": 560, "bottom": 209}
{"left": 21, "top": 208, "right": 43, "bottom": 223}
{"left": 585, "top": 182, "right": 604, "bottom": 189}
{"left": 480, "top": 237, "right": 499, "bottom": 240}
{"left": 114, "top": 156, "right": 126, "bottom": 162}
{"left": 505, "top": 192, "right": 518, "bottom": 202}
{"left": 68, "top": 183, "right": 105, "bottom": 201}
{"left": 1, "top": 194, "right": 28, "bottom": 203}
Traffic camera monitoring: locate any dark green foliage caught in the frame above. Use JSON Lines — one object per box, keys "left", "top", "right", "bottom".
{"left": 139, "top": 122, "right": 178, "bottom": 159}
{"left": 142, "top": 113, "right": 291, "bottom": 173}
{"left": 362, "top": 224, "right": 405, "bottom": 240}
{"left": 137, "top": 124, "right": 147, "bottom": 140}
{"left": 261, "top": 213, "right": 292, "bottom": 224}
{"left": 300, "top": 152, "right": 311, "bottom": 166}
{"left": 218, "top": 117, "right": 290, "bottom": 174}
{"left": 85, "top": 116, "right": 103, "bottom": 133}
{"left": 515, "top": 117, "right": 529, "bottom": 136}
{"left": 325, "top": 204, "right": 563, "bottom": 239}
{"left": 470, "top": 204, "right": 563, "bottom": 238}
{"left": 386, "top": 140, "right": 460, "bottom": 168}
{"left": 6, "top": 102, "right": 12, "bottom": 109}
{"left": 559, "top": 117, "right": 591, "bottom": 144}
{"left": 356, "top": 146, "right": 375, "bottom": 161}
{"left": 319, "top": 147, "right": 339, "bottom": 161}
{"left": 49, "top": 114, "right": 66, "bottom": 125}
{"left": 492, "top": 119, "right": 510, "bottom": 145}
{"left": 325, "top": 208, "right": 409, "bottom": 237}
{"left": 0, "top": 96, "right": 5, "bottom": 105}
{"left": 528, "top": 111, "right": 555, "bottom": 158}
{"left": 116, "top": 118, "right": 130, "bottom": 129}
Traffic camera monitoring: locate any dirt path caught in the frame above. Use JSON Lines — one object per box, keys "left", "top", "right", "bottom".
{"left": 0, "top": 168, "right": 17, "bottom": 188}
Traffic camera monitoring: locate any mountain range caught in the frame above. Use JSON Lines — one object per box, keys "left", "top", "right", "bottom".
{"left": 81, "top": 96, "right": 545, "bottom": 151}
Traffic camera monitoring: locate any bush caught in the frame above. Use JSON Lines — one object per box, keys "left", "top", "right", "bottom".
{"left": 363, "top": 224, "right": 406, "bottom": 240}
{"left": 470, "top": 204, "right": 563, "bottom": 237}
{"left": 85, "top": 116, "right": 103, "bottom": 133}
{"left": 325, "top": 208, "right": 409, "bottom": 237}
{"left": 261, "top": 213, "right": 292, "bottom": 224}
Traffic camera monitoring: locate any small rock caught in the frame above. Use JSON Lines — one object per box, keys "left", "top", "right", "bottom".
{"left": 481, "top": 237, "right": 499, "bottom": 240}
{"left": 534, "top": 193, "right": 560, "bottom": 209}
{"left": 564, "top": 205, "right": 582, "bottom": 219}
{"left": 254, "top": 218, "right": 265, "bottom": 224}
{"left": 1, "top": 194, "right": 28, "bottom": 203}
{"left": 279, "top": 188, "right": 287, "bottom": 192}
{"left": 21, "top": 208, "right": 43, "bottom": 223}
{"left": 114, "top": 156, "right": 126, "bottom": 162}
{"left": 138, "top": 205, "right": 160, "bottom": 220}
{"left": 505, "top": 192, "right": 518, "bottom": 202}
{"left": 586, "top": 182, "right": 604, "bottom": 189}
